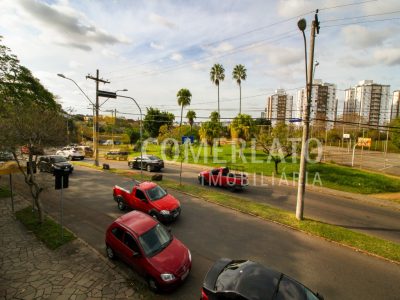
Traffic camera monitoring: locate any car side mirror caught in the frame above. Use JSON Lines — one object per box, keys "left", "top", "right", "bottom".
{"left": 132, "top": 251, "right": 141, "bottom": 258}
{"left": 141, "top": 198, "right": 148, "bottom": 203}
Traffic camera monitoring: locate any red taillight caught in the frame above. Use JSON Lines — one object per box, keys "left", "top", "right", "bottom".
{"left": 201, "top": 289, "right": 209, "bottom": 300}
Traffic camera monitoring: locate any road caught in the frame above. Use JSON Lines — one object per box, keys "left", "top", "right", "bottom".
{"left": 13, "top": 166, "right": 400, "bottom": 299}
{"left": 92, "top": 158, "right": 400, "bottom": 243}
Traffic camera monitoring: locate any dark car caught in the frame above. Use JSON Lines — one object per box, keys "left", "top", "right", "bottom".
{"left": 105, "top": 211, "right": 191, "bottom": 292}
{"left": 38, "top": 155, "right": 74, "bottom": 174}
{"left": 201, "top": 258, "right": 323, "bottom": 300}
{"left": 128, "top": 155, "right": 164, "bottom": 172}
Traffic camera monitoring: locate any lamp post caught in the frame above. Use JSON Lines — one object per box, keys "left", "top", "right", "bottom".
{"left": 296, "top": 13, "right": 319, "bottom": 221}
{"left": 57, "top": 74, "right": 98, "bottom": 165}
{"left": 116, "top": 95, "right": 143, "bottom": 179}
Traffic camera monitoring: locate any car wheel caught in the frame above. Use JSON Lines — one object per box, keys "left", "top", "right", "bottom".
{"left": 147, "top": 277, "right": 159, "bottom": 293}
{"left": 117, "top": 198, "right": 126, "bottom": 211}
{"left": 106, "top": 245, "right": 116, "bottom": 260}
{"left": 146, "top": 164, "right": 152, "bottom": 172}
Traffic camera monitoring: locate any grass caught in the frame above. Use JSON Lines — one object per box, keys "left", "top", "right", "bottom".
{"left": 126, "top": 144, "right": 400, "bottom": 195}
{"left": 15, "top": 206, "right": 76, "bottom": 249}
{"left": 0, "top": 187, "right": 11, "bottom": 198}
{"left": 76, "top": 163, "right": 400, "bottom": 263}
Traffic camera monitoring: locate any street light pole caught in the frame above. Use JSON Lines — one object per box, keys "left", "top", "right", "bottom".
{"left": 296, "top": 12, "right": 320, "bottom": 221}
{"left": 117, "top": 95, "right": 143, "bottom": 180}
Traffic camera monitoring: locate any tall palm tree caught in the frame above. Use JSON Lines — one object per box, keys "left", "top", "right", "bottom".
{"left": 210, "top": 64, "right": 225, "bottom": 121}
{"left": 177, "top": 88, "right": 192, "bottom": 128}
{"left": 232, "top": 64, "right": 247, "bottom": 114}
{"left": 186, "top": 110, "right": 196, "bottom": 134}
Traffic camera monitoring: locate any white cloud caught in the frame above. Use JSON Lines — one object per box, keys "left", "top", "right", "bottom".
{"left": 150, "top": 42, "right": 164, "bottom": 50}
{"left": 149, "top": 13, "right": 176, "bottom": 29}
{"left": 277, "top": 0, "right": 316, "bottom": 17}
{"left": 374, "top": 48, "right": 400, "bottom": 66}
{"left": 170, "top": 53, "right": 183, "bottom": 61}
{"left": 341, "top": 25, "right": 391, "bottom": 49}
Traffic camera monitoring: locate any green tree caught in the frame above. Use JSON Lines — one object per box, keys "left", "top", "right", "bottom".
{"left": 143, "top": 107, "right": 174, "bottom": 137}
{"left": 390, "top": 118, "right": 400, "bottom": 149}
{"left": 177, "top": 88, "right": 192, "bottom": 129}
{"left": 199, "top": 111, "right": 221, "bottom": 154}
{"left": 232, "top": 64, "right": 247, "bottom": 114}
{"left": 257, "top": 123, "right": 302, "bottom": 174}
{"left": 210, "top": 63, "right": 225, "bottom": 121}
{"left": 230, "top": 114, "right": 254, "bottom": 141}
{"left": 186, "top": 110, "right": 197, "bottom": 134}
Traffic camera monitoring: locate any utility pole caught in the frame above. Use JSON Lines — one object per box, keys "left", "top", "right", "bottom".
{"left": 296, "top": 11, "right": 320, "bottom": 220}
{"left": 86, "top": 70, "right": 110, "bottom": 166}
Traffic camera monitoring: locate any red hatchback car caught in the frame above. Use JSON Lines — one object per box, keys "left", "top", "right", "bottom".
{"left": 105, "top": 211, "right": 191, "bottom": 292}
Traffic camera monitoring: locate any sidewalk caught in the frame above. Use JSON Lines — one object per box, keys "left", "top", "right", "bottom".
{"left": 0, "top": 193, "right": 142, "bottom": 300}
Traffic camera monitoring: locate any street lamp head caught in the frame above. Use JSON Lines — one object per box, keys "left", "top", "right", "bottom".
{"left": 57, "top": 73, "right": 66, "bottom": 78}
{"left": 297, "top": 18, "right": 307, "bottom": 31}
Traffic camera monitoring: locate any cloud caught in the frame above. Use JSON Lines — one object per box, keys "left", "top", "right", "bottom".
{"left": 149, "top": 13, "right": 176, "bottom": 29}
{"left": 170, "top": 53, "right": 183, "bottom": 61}
{"left": 203, "top": 42, "right": 234, "bottom": 56}
{"left": 277, "top": 0, "right": 316, "bottom": 18}
{"left": 373, "top": 48, "right": 400, "bottom": 65}
{"left": 150, "top": 41, "right": 164, "bottom": 50}
{"left": 16, "top": 0, "right": 127, "bottom": 50}
{"left": 339, "top": 55, "right": 374, "bottom": 68}
{"left": 341, "top": 25, "right": 391, "bottom": 49}
{"left": 266, "top": 46, "right": 303, "bottom": 65}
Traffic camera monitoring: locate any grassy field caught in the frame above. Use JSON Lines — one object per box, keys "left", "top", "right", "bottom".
{"left": 16, "top": 206, "right": 75, "bottom": 249}
{"left": 125, "top": 144, "right": 400, "bottom": 194}
{"left": 0, "top": 186, "right": 11, "bottom": 198}
{"left": 74, "top": 162, "right": 400, "bottom": 263}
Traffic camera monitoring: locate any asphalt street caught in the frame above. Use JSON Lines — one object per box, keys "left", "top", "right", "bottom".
{"left": 12, "top": 166, "right": 400, "bottom": 300}
{"left": 92, "top": 158, "right": 400, "bottom": 243}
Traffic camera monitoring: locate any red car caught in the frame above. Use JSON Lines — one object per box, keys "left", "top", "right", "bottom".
{"left": 105, "top": 211, "right": 191, "bottom": 292}
{"left": 113, "top": 180, "right": 181, "bottom": 221}
{"left": 198, "top": 167, "right": 248, "bottom": 191}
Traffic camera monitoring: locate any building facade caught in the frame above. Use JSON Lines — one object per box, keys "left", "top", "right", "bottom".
{"left": 297, "top": 79, "right": 338, "bottom": 130}
{"left": 391, "top": 90, "right": 400, "bottom": 121}
{"left": 262, "top": 89, "right": 293, "bottom": 126}
{"left": 343, "top": 80, "right": 391, "bottom": 127}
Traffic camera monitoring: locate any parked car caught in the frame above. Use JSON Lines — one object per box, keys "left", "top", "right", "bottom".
{"left": 104, "top": 150, "right": 129, "bottom": 161}
{"left": 105, "top": 210, "right": 191, "bottom": 292}
{"left": 113, "top": 180, "right": 181, "bottom": 222}
{"left": 77, "top": 146, "right": 93, "bottom": 157}
{"left": 0, "top": 151, "right": 14, "bottom": 162}
{"left": 198, "top": 167, "right": 248, "bottom": 191}
{"left": 128, "top": 155, "right": 164, "bottom": 172}
{"left": 201, "top": 258, "right": 323, "bottom": 300}
{"left": 38, "top": 155, "right": 74, "bottom": 174}
{"left": 56, "top": 146, "right": 85, "bottom": 160}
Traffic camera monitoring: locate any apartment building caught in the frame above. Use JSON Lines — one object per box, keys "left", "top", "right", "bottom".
{"left": 297, "top": 79, "right": 338, "bottom": 130}
{"left": 343, "top": 80, "right": 391, "bottom": 127}
{"left": 391, "top": 90, "right": 400, "bottom": 121}
{"left": 262, "top": 89, "right": 293, "bottom": 126}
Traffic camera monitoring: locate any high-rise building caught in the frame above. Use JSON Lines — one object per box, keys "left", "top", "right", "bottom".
{"left": 343, "top": 80, "right": 391, "bottom": 127}
{"left": 297, "top": 79, "right": 338, "bottom": 130}
{"left": 391, "top": 90, "right": 400, "bottom": 121}
{"left": 262, "top": 89, "right": 293, "bottom": 126}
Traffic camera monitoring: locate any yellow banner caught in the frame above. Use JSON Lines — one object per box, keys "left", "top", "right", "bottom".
{"left": 357, "top": 138, "right": 371, "bottom": 147}
{"left": 0, "top": 161, "right": 23, "bottom": 175}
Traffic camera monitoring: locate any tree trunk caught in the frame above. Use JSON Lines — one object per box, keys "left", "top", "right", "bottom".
{"left": 239, "top": 83, "right": 242, "bottom": 114}
{"left": 274, "top": 160, "right": 279, "bottom": 174}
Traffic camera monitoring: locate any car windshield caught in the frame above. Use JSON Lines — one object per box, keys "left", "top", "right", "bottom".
{"left": 146, "top": 186, "right": 167, "bottom": 201}
{"left": 52, "top": 156, "right": 67, "bottom": 163}
{"left": 138, "top": 224, "right": 172, "bottom": 257}
{"left": 147, "top": 156, "right": 159, "bottom": 160}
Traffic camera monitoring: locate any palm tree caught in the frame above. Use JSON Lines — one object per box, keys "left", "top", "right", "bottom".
{"left": 186, "top": 110, "right": 196, "bottom": 134}
{"left": 232, "top": 64, "right": 247, "bottom": 114}
{"left": 176, "top": 88, "right": 192, "bottom": 185}
{"left": 177, "top": 88, "right": 192, "bottom": 128}
{"left": 210, "top": 64, "right": 225, "bottom": 121}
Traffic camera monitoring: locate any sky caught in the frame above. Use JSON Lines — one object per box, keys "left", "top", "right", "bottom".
{"left": 1, "top": 0, "right": 400, "bottom": 122}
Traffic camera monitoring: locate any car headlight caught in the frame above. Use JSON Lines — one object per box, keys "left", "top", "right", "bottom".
{"left": 160, "top": 210, "right": 170, "bottom": 215}
{"left": 160, "top": 273, "right": 175, "bottom": 281}
{"left": 188, "top": 250, "right": 191, "bottom": 262}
